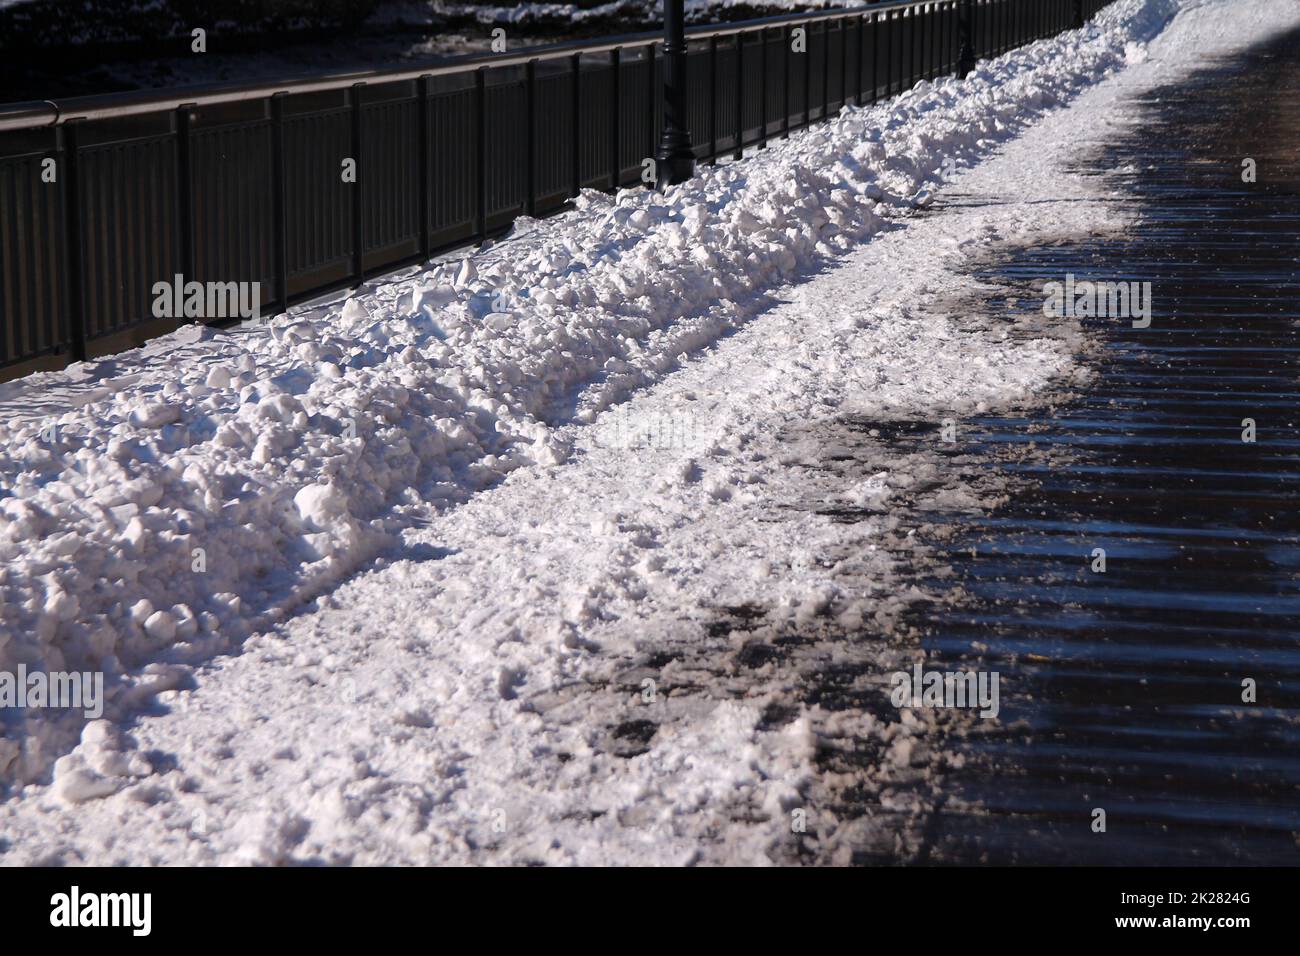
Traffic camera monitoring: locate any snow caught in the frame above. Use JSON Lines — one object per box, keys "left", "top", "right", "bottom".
{"left": 2, "top": 0, "right": 1297, "bottom": 864}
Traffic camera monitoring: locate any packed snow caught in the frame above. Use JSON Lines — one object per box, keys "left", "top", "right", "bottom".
{"left": 2, "top": 0, "right": 1296, "bottom": 864}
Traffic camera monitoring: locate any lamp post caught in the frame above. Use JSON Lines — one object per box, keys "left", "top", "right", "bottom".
{"left": 957, "top": 0, "right": 976, "bottom": 79}
{"left": 655, "top": 0, "right": 696, "bottom": 188}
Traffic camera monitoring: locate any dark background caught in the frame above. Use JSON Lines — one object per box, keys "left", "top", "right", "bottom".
{"left": 0, "top": 1, "right": 861, "bottom": 105}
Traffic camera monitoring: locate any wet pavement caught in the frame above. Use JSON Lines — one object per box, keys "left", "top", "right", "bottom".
{"left": 835, "top": 26, "right": 1300, "bottom": 864}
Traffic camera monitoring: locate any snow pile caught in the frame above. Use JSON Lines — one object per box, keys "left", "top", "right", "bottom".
{"left": 0, "top": 0, "right": 1179, "bottom": 784}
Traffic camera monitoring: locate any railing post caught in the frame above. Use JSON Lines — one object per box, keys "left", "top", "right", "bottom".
{"left": 782, "top": 26, "right": 790, "bottom": 139}
{"left": 821, "top": 21, "right": 830, "bottom": 119}
{"left": 760, "top": 28, "right": 768, "bottom": 149}
{"left": 856, "top": 14, "right": 865, "bottom": 106}
{"left": 60, "top": 119, "right": 87, "bottom": 362}
{"left": 475, "top": 68, "right": 487, "bottom": 239}
{"left": 610, "top": 48, "right": 621, "bottom": 189}
{"left": 525, "top": 61, "right": 536, "bottom": 216}
{"left": 350, "top": 82, "right": 365, "bottom": 284}
{"left": 418, "top": 74, "right": 431, "bottom": 257}
{"left": 904, "top": 7, "right": 915, "bottom": 91}
{"left": 655, "top": 0, "right": 696, "bottom": 188}
{"left": 922, "top": 4, "right": 931, "bottom": 81}
{"left": 176, "top": 103, "right": 195, "bottom": 292}
{"left": 710, "top": 35, "right": 719, "bottom": 161}
{"left": 571, "top": 53, "right": 582, "bottom": 196}
{"left": 886, "top": 10, "right": 896, "bottom": 95}
{"left": 872, "top": 12, "right": 881, "bottom": 102}
{"left": 946, "top": 1, "right": 956, "bottom": 72}
{"left": 910, "top": 6, "right": 920, "bottom": 87}
{"left": 733, "top": 34, "right": 743, "bottom": 161}
{"left": 270, "top": 92, "right": 288, "bottom": 313}
{"left": 645, "top": 43, "right": 657, "bottom": 171}
{"left": 803, "top": 19, "right": 811, "bottom": 123}
{"left": 958, "top": 0, "right": 976, "bottom": 78}
{"left": 841, "top": 19, "right": 851, "bottom": 109}
{"left": 938, "top": 2, "right": 944, "bottom": 72}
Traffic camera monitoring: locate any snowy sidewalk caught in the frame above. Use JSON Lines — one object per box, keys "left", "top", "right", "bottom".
{"left": 3, "top": 0, "right": 1296, "bottom": 865}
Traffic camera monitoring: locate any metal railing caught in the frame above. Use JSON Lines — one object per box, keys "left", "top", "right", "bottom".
{"left": 0, "top": 0, "right": 1110, "bottom": 377}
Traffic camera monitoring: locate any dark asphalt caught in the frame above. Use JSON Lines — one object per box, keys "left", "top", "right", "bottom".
{"left": 862, "top": 25, "right": 1300, "bottom": 864}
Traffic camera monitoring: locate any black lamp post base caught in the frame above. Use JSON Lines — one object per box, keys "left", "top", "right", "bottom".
{"left": 655, "top": 133, "right": 696, "bottom": 189}
{"left": 958, "top": 47, "right": 976, "bottom": 79}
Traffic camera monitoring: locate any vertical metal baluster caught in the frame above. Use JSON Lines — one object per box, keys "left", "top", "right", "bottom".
{"left": 897, "top": 10, "right": 905, "bottom": 92}
{"left": 571, "top": 53, "right": 582, "bottom": 197}
{"left": 176, "top": 103, "right": 195, "bottom": 294}
{"left": 872, "top": 12, "right": 881, "bottom": 102}
{"left": 270, "top": 92, "right": 288, "bottom": 312}
{"left": 733, "top": 34, "right": 743, "bottom": 160}
{"left": 888, "top": 11, "right": 896, "bottom": 95}
{"left": 941, "top": 1, "right": 951, "bottom": 73}
{"left": 902, "top": 9, "right": 908, "bottom": 93}
{"left": 922, "top": 5, "right": 930, "bottom": 80}
{"left": 883, "top": 10, "right": 894, "bottom": 97}
{"left": 820, "top": 19, "right": 828, "bottom": 114}
{"left": 931, "top": 3, "right": 940, "bottom": 78}
{"left": 61, "top": 119, "right": 87, "bottom": 361}
{"left": 418, "top": 74, "right": 431, "bottom": 258}
{"left": 921, "top": 4, "right": 929, "bottom": 80}
{"left": 857, "top": 15, "right": 865, "bottom": 105}
{"left": 475, "top": 69, "right": 488, "bottom": 241}
{"left": 940, "top": 1, "right": 948, "bottom": 72}
{"left": 710, "top": 35, "right": 719, "bottom": 161}
{"left": 525, "top": 61, "right": 536, "bottom": 216}
{"left": 904, "top": 7, "right": 913, "bottom": 86}
{"left": 803, "top": 19, "right": 811, "bottom": 124}
{"left": 918, "top": 6, "right": 926, "bottom": 83}
{"left": 783, "top": 26, "right": 791, "bottom": 138}
{"left": 951, "top": 1, "right": 957, "bottom": 69}
{"left": 841, "top": 20, "right": 849, "bottom": 112}
{"left": 610, "top": 48, "right": 621, "bottom": 190}
{"left": 760, "top": 28, "right": 768, "bottom": 149}
{"left": 646, "top": 43, "right": 657, "bottom": 174}
{"left": 351, "top": 82, "right": 364, "bottom": 284}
